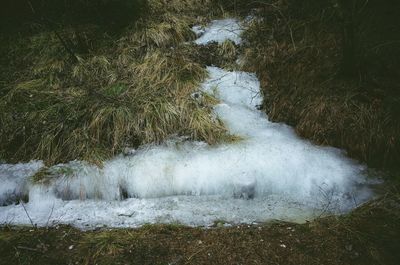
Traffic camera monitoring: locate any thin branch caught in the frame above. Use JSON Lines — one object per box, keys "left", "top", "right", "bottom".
{"left": 185, "top": 246, "right": 211, "bottom": 264}
{"left": 26, "top": 0, "right": 36, "bottom": 14}
{"left": 21, "top": 202, "right": 35, "bottom": 228}
{"left": 46, "top": 203, "right": 55, "bottom": 229}
{"left": 17, "top": 246, "right": 42, "bottom": 253}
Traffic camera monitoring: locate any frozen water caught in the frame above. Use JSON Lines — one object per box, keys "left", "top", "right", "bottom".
{"left": 0, "top": 19, "right": 376, "bottom": 229}
{"left": 193, "top": 19, "right": 243, "bottom": 45}
{"left": 0, "top": 162, "right": 43, "bottom": 206}
{"left": 0, "top": 66, "right": 374, "bottom": 228}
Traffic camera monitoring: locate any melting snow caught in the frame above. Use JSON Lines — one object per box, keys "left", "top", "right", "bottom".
{"left": 193, "top": 18, "right": 243, "bottom": 45}
{"left": 0, "top": 19, "right": 375, "bottom": 229}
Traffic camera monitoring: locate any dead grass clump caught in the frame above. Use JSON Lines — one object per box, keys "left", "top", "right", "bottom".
{"left": 241, "top": 2, "right": 400, "bottom": 168}
{"left": 0, "top": 47, "right": 228, "bottom": 165}
{"left": 123, "top": 13, "right": 196, "bottom": 52}
{"left": 218, "top": 40, "right": 237, "bottom": 58}
{"left": 32, "top": 165, "right": 76, "bottom": 185}
{"left": 180, "top": 40, "right": 239, "bottom": 70}
{"left": 81, "top": 232, "right": 129, "bottom": 261}
{"left": 0, "top": 3, "right": 233, "bottom": 165}
{"left": 148, "top": 0, "right": 217, "bottom": 16}
{"left": 217, "top": 40, "right": 240, "bottom": 69}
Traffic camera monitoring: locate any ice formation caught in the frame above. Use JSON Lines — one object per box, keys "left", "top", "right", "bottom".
{"left": 192, "top": 18, "right": 243, "bottom": 45}
{"left": 0, "top": 19, "right": 375, "bottom": 229}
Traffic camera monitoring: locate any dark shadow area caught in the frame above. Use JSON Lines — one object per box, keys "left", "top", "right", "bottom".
{"left": 0, "top": 0, "right": 148, "bottom": 35}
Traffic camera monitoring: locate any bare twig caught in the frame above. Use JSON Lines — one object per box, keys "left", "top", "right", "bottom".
{"left": 21, "top": 202, "right": 35, "bottom": 228}
{"left": 17, "top": 246, "right": 41, "bottom": 253}
{"left": 185, "top": 246, "right": 211, "bottom": 264}
{"left": 46, "top": 202, "right": 55, "bottom": 229}
{"left": 26, "top": 0, "right": 36, "bottom": 14}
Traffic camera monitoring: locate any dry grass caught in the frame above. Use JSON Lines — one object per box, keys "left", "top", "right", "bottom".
{"left": 0, "top": 0, "right": 235, "bottom": 165}
{"left": 122, "top": 13, "right": 197, "bottom": 51}
{"left": 240, "top": 1, "right": 400, "bottom": 168}
{"left": 179, "top": 40, "right": 240, "bottom": 71}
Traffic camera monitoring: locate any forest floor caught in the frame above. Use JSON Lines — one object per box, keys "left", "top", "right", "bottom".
{"left": 1, "top": 1, "right": 400, "bottom": 264}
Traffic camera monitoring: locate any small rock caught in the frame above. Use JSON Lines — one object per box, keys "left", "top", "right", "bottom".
{"left": 279, "top": 244, "right": 287, "bottom": 248}
{"left": 68, "top": 245, "right": 74, "bottom": 250}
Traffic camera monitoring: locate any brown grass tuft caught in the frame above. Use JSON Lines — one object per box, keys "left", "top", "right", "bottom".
{"left": 241, "top": 1, "right": 400, "bottom": 168}
{"left": 0, "top": 1, "right": 235, "bottom": 165}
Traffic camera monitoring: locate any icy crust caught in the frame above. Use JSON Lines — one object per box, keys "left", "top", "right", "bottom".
{"left": 1, "top": 196, "right": 320, "bottom": 228}
{"left": 192, "top": 19, "right": 243, "bottom": 45}
{"left": 0, "top": 19, "right": 375, "bottom": 229}
{"left": 0, "top": 162, "right": 43, "bottom": 206}
{"left": 0, "top": 67, "right": 373, "bottom": 228}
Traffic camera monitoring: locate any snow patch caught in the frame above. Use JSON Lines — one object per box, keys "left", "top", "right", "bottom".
{"left": 0, "top": 162, "right": 43, "bottom": 206}
{"left": 192, "top": 19, "right": 243, "bottom": 45}
{"left": 0, "top": 67, "right": 374, "bottom": 228}
{"left": 0, "top": 19, "right": 376, "bottom": 229}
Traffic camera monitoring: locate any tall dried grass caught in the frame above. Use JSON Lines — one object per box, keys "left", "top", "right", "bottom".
{"left": 241, "top": 1, "right": 400, "bottom": 168}
{"left": 0, "top": 0, "right": 233, "bottom": 165}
